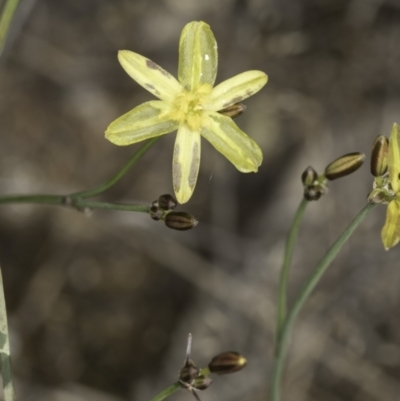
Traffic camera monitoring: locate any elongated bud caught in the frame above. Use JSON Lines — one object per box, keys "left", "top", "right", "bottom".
{"left": 192, "top": 376, "right": 212, "bottom": 390}
{"left": 149, "top": 205, "right": 163, "bottom": 221}
{"left": 301, "top": 166, "right": 318, "bottom": 186}
{"left": 158, "top": 194, "right": 177, "bottom": 211}
{"left": 208, "top": 352, "right": 247, "bottom": 375}
{"left": 217, "top": 103, "right": 246, "bottom": 119}
{"left": 165, "top": 212, "right": 198, "bottom": 231}
{"left": 324, "top": 152, "right": 365, "bottom": 180}
{"left": 371, "top": 135, "right": 389, "bottom": 177}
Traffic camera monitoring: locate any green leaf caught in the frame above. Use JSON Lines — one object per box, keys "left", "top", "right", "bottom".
{"left": 172, "top": 125, "right": 201, "bottom": 204}
{"left": 201, "top": 112, "right": 262, "bottom": 172}
{"left": 118, "top": 50, "right": 182, "bottom": 102}
{"left": 205, "top": 71, "right": 268, "bottom": 112}
{"left": 105, "top": 101, "right": 178, "bottom": 145}
{"left": 178, "top": 21, "right": 217, "bottom": 92}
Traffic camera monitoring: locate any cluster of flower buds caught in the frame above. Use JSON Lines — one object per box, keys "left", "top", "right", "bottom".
{"left": 178, "top": 334, "right": 247, "bottom": 401}
{"left": 149, "top": 194, "right": 198, "bottom": 230}
{"left": 368, "top": 135, "right": 392, "bottom": 204}
{"left": 301, "top": 152, "right": 365, "bottom": 201}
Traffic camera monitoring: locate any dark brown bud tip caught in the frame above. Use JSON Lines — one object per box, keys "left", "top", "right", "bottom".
{"left": 158, "top": 194, "right": 177, "bottom": 211}
{"left": 193, "top": 375, "right": 212, "bottom": 390}
{"left": 301, "top": 166, "right": 318, "bottom": 186}
{"left": 208, "top": 352, "right": 247, "bottom": 375}
{"left": 179, "top": 360, "right": 199, "bottom": 384}
{"left": 324, "top": 152, "right": 365, "bottom": 181}
{"left": 165, "top": 212, "right": 198, "bottom": 231}
{"left": 217, "top": 103, "right": 246, "bottom": 119}
{"left": 304, "top": 186, "right": 322, "bottom": 201}
{"left": 371, "top": 135, "right": 389, "bottom": 177}
{"left": 149, "top": 205, "right": 163, "bottom": 221}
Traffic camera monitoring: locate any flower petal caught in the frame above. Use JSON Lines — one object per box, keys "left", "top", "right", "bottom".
{"left": 118, "top": 50, "right": 182, "bottom": 102}
{"left": 205, "top": 71, "right": 268, "bottom": 111}
{"left": 381, "top": 199, "right": 400, "bottom": 250}
{"left": 178, "top": 21, "right": 217, "bottom": 92}
{"left": 173, "top": 125, "right": 201, "bottom": 204}
{"left": 388, "top": 123, "right": 400, "bottom": 193}
{"left": 201, "top": 112, "right": 262, "bottom": 172}
{"left": 105, "top": 101, "right": 178, "bottom": 145}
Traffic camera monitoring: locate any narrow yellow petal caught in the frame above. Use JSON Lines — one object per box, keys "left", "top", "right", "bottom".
{"left": 205, "top": 71, "right": 268, "bottom": 112}
{"left": 105, "top": 101, "right": 178, "bottom": 145}
{"left": 388, "top": 123, "right": 400, "bottom": 193}
{"left": 381, "top": 200, "right": 400, "bottom": 250}
{"left": 172, "top": 125, "right": 201, "bottom": 204}
{"left": 118, "top": 50, "right": 182, "bottom": 102}
{"left": 178, "top": 21, "right": 217, "bottom": 91}
{"left": 201, "top": 112, "right": 262, "bottom": 172}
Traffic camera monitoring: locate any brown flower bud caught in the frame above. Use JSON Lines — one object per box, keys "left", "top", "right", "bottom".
{"left": 324, "top": 152, "right": 365, "bottom": 181}
{"left": 303, "top": 185, "right": 323, "bottom": 201}
{"left": 149, "top": 205, "right": 163, "bottom": 220}
{"left": 217, "top": 103, "right": 246, "bottom": 119}
{"left": 370, "top": 135, "right": 389, "bottom": 177}
{"left": 165, "top": 212, "right": 198, "bottom": 231}
{"left": 179, "top": 360, "right": 199, "bottom": 384}
{"left": 208, "top": 352, "right": 247, "bottom": 375}
{"left": 158, "top": 194, "right": 177, "bottom": 211}
{"left": 192, "top": 375, "right": 212, "bottom": 390}
{"left": 301, "top": 166, "right": 318, "bottom": 186}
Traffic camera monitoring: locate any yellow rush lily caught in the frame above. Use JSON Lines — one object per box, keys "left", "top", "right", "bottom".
{"left": 381, "top": 123, "right": 400, "bottom": 250}
{"left": 105, "top": 21, "right": 268, "bottom": 204}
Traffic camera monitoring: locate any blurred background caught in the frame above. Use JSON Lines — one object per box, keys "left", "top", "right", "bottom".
{"left": 0, "top": 0, "right": 400, "bottom": 400}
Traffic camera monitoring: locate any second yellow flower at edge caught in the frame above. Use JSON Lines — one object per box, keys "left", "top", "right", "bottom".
{"left": 105, "top": 21, "right": 268, "bottom": 204}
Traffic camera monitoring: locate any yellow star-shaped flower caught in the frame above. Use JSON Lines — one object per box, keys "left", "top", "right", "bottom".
{"left": 381, "top": 123, "right": 400, "bottom": 250}
{"left": 105, "top": 21, "right": 267, "bottom": 203}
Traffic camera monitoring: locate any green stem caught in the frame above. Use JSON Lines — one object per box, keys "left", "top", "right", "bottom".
{"left": 74, "top": 200, "right": 149, "bottom": 213}
{"left": 269, "top": 203, "right": 376, "bottom": 401}
{"left": 0, "top": 267, "right": 15, "bottom": 401}
{"left": 0, "top": 0, "right": 20, "bottom": 56}
{"left": 149, "top": 383, "right": 180, "bottom": 401}
{"left": 276, "top": 198, "right": 308, "bottom": 336}
{"left": 0, "top": 194, "right": 64, "bottom": 205}
{"left": 71, "top": 137, "right": 160, "bottom": 199}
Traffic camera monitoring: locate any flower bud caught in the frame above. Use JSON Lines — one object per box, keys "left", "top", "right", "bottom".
{"left": 208, "top": 352, "right": 247, "bottom": 375}
{"left": 192, "top": 375, "right": 212, "bottom": 390}
{"left": 324, "top": 152, "right": 365, "bottom": 181}
{"left": 165, "top": 212, "right": 198, "bottom": 231}
{"left": 303, "top": 185, "right": 323, "bottom": 201}
{"left": 179, "top": 360, "right": 199, "bottom": 384}
{"left": 367, "top": 188, "right": 391, "bottom": 204}
{"left": 370, "top": 135, "right": 389, "bottom": 177}
{"left": 217, "top": 103, "right": 246, "bottom": 119}
{"left": 158, "top": 194, "right": 177, "bottom": 211}
{"left": 301, "top": 166, "right": 318, "bottom": 186}
{"left": 149, "top": 205, "right": 163, "bottom": 220}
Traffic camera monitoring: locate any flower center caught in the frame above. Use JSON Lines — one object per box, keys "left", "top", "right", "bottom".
{"left": 170, "top": 85, "right": 212, "bottom": 131}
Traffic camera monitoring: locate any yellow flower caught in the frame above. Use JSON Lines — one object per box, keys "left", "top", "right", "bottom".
{"left": 381, "top": 123, "right": 400, "bottom": 250}
{"left": 105, "top": 21, "right": 267, "bottom": 204}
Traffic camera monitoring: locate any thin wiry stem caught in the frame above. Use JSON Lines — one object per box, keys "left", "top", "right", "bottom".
{"left": 0, "top": 267, "right": 15, "bottom": 401}
{"left": 0, "top": 0, "right": 20, "bottom": 56}
{"left": 269, "top": 203, "right": 376, "bottom": 401}
{"left": 276, "top": 198, "right": 308, "bottom": 337}
{"left": 149, "top": 383, "right": 181, "bottom": 401}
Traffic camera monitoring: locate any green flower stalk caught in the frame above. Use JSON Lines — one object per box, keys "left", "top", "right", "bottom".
{"left": 105, "top": 21, "right": 268, "bottom": 204}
